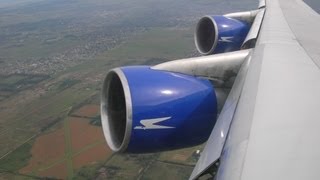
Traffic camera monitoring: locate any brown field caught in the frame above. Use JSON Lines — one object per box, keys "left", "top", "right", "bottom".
{"left": 72, "top": 143, "right": 111, "bottom": 169}
{"left": 38, "top": 161, "right": 68, "bottom": 179}
{"left": 69, "top": 117, "right": 106, "bottom": 153}
{"left": 20, "top": 128, "right": 65, "bottom": 174}
{"left": 19, "top": 106, "right": 111, "bottom": 179}
{"left": 72, "top": 104, "right": 99, "bottom": 118}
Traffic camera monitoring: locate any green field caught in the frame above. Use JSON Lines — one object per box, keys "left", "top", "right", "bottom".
{"left": 72, "top": 162, "right": 105, "bottom": 180}
{"left": 101, "top": 28, "right": 194, "bottom": 61}
{"left": 0, "top": 75, "right": 26, "bottom": 85}
{"left": 141, "top": 162, "right": 194, "bottom": 180}
{"left": 0, "top": 140, "right": 33, "bottom": 172}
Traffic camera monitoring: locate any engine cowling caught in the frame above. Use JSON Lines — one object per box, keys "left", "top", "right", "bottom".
{"left": 101, "top": 66, "right": 217, "bottom": 153}
{"left": 195, "top": 15, "right": 250, "bottom": 55}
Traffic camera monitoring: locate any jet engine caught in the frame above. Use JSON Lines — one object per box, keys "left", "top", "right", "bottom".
{"left": 101, "top": 66, "right": 218, "bottom": 153}
{"left": 100, "top": 12, "right": 256, "bottom": 154}
{"left": 195, "top": 15, "right": 250, "bottom": 55}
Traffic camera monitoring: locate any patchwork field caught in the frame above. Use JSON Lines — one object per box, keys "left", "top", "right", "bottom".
{"left": 0, "top": 26, "right": 205, "bottom": 179}
{"left": 15, "top": 105, "right": 112, "bottom": 179}
{"left": 0, "top": 27, "right": 204, "bottom": 179}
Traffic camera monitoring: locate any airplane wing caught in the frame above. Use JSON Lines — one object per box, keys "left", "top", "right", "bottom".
{"left": 190, "top": 0, "right": 320, "bottom": 179}
{"left": 100, "top": 0, "right": 320, "bottom": 179}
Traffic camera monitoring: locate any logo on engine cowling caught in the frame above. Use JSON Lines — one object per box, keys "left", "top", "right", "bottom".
{"left": 219, "top": 36, "right": 233, "bottom": 43}
{"left": 134, "top": 117, "right": 175, "bottom": 130}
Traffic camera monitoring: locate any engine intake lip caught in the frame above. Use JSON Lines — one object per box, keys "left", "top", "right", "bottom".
{"left": 195, "top": 15, "right": 218, "bottom": 55}
{"left": 101, "top": 68, "right": 132, "bottom": 152}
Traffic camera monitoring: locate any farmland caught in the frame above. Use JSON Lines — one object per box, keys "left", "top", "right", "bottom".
{"left": 18, "top": 110, "right": 112, "bottom": 179}
{"left": 0, "top": 27, "right": 202, "bottom": 179}
{"left": 0, "top": 0, "right": 257, "bottom": 179}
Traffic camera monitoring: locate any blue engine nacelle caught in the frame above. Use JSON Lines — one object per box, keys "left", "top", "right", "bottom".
{"left": 195, "top": 15, "right": 250, "bottom": 55}
{"left": 101, "top": 66, "right": 217, "bottom": 153}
